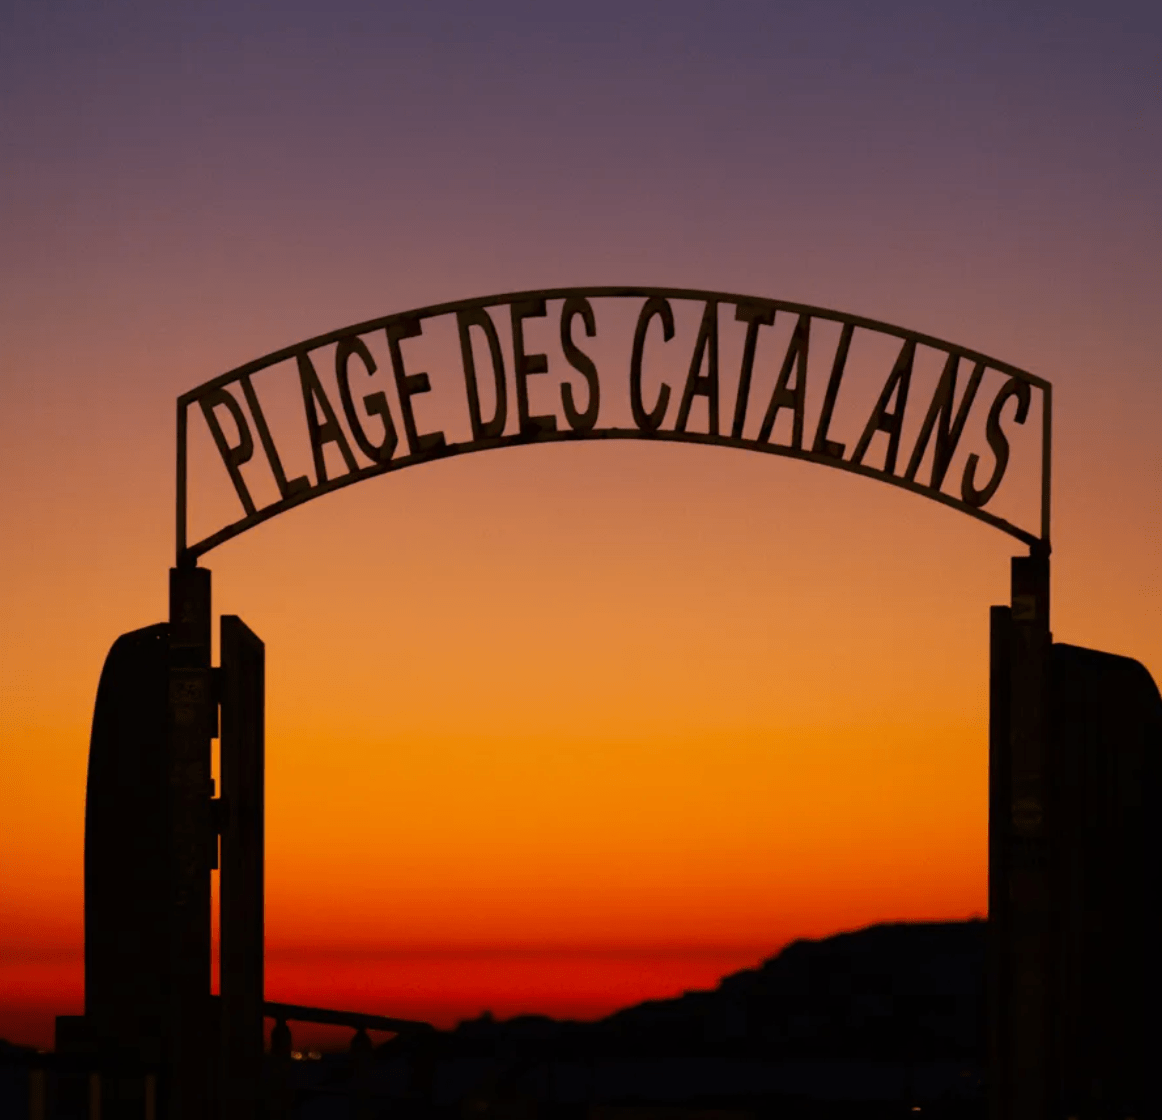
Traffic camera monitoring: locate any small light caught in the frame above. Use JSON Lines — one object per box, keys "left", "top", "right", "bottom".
{"left": 291, "top": 1050, "right": 303, "bottom": 1061}
{"left": 911, "top": 1109, "right": 921, "bottom": 1113}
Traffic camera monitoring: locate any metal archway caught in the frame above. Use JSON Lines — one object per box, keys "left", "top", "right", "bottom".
{"left": 177, "top": 287, "right": 1051, "bottom": 563}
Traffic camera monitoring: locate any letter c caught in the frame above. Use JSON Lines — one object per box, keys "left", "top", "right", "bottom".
{"left": 630, "top": 297, "right": 674, "bottom": 432}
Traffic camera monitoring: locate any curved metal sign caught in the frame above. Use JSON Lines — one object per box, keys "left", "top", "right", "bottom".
{"left": 177, "top": 287, "right": 1051, "bottom": 563}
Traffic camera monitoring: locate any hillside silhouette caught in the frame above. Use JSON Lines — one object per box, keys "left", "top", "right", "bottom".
{"left": 0, "top": 921, "right": 986, "bottom": 1117}
{"left": 362, "top": 920, "right": 987, "bottom": 1117}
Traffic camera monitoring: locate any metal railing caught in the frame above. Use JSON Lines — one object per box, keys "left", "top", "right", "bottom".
{"left": 264, "top": 1000, "right": 433, "bottom": 1120}
{"left": 15, "top": 1003, "right": 432, "bottom": 1119}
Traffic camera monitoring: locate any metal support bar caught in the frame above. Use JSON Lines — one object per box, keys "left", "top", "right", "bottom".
{"left": 989, "top": 551, "right": 1053, "bottom": 1120}
{"left": 167, "top": 566, "right": 214, "bottom": 1120}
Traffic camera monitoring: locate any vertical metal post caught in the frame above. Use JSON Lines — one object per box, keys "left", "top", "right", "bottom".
{"left": 220, "top": 616, "right": 266, "bottom": 1120}
{"left": 989, "top": 550, "right": 1053, "bottom": 1119}
{"left": 270, "top": 1020, "right": 294, "bottom": 1120}
{"left": 988, "top": 602, "right": 1010, "bottom": 1120}
{"left": 351, "top": 1028, "right": 373, "bottom": 1120}
{"left": 88, "top": 1071, "right": 101, "bottom": 1120}
{"left": 168, "top": 565, "right": 214, "bottom": 1120}
{"left": 29, "top": 1068, "right": 46, "bottom": 1120}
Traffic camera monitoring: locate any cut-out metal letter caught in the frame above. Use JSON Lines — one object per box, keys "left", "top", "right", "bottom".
{"left": 559, "top": 297, "right": 600, "bottom": 432}
{"left": 674, "top": 301, "right": 721, "bottom": 435}
{"left": 296, "top": 352, "right": 359, "bottom": 485}
{"left": 962, "top": 377, "right": 1031, "bottom": 507}
{"left": 336, "top": 337, "right": 398, "bottom": 465}
{"left": 386, "top": 317, "right": 446, "bottom": 456}
{"left": 629, "top": 297, "right": 674, "bottom": 432}
{"left": 511, "top": 300, "right": 557, "bottom": 436}
{"left": 903, "top": 354, "right": 984, "bottom": 490}
{"left": 199, "top": 388, "right": 257, "bottom": 516}
{"left": 457, "top": 308, "right": 508, "bottom": 441}
{"left": 812, "top": 323, "right": 854, "bottom": 461}
{"left": 757, "top": 314, "right": 810, "bottom": 448}
{"left": 732, "top": 302, "right": 775, "bottom": 439}
{"left": 238, "top": 376, "right": 310, "bottom": 501}
{"left": 851, "top": 339, "right": 916, "bottom": 474}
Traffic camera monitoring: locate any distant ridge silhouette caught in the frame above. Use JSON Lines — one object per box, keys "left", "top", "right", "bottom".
{"left": 366, "top": 920, "right": 988, "bottom": 1115}
{"left": 596, "top": 919, "right": 985, "bottom": 1061}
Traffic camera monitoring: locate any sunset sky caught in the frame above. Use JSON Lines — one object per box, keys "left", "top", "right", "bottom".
{"left": 2, "top": 2, "right": 1159, "bottom": 1050}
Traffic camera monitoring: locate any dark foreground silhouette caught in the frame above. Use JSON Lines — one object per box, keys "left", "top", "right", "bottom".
{"left": 268, "top": 920, "right": 986, "bottom": 1120}
{"left": 0, "top": 920, "right": 988, "bottom": 1117}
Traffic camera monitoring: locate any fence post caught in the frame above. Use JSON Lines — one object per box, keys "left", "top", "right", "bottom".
{"left": 167, "top": 565, "right": 215, "bottom": 1120}
{"left": 28, "top": 1067, "right": 46, "bottom": 1120}
{"left": 88, "top": 1071, "right": 101, "bottom": 1120}
{"left": 351, "top": 1028, "right": 373, "bottom": 1120}
{"left": 269, "top": 1019, "right": 293, "bottom": 1120}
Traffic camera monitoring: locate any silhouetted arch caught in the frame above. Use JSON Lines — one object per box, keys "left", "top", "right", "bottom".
{"left": 177, "top": 287, "right": 1051, "bottom": 563}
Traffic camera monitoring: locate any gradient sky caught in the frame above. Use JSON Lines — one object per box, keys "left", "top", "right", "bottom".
{"left": 2, "top": 1, "right": 1159, "bottom": 1049}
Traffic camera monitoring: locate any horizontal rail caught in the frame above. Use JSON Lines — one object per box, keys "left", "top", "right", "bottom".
{"left": 264, "top": 1000, "right": 434, "bottom": 1034}
{"left": 178, "top": 286, "right": 1047, "bottom": 402}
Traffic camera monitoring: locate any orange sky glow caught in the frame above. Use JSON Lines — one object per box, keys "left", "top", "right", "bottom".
{"left": 2, "top": 3, "right": 1159, "bottom": 1052}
